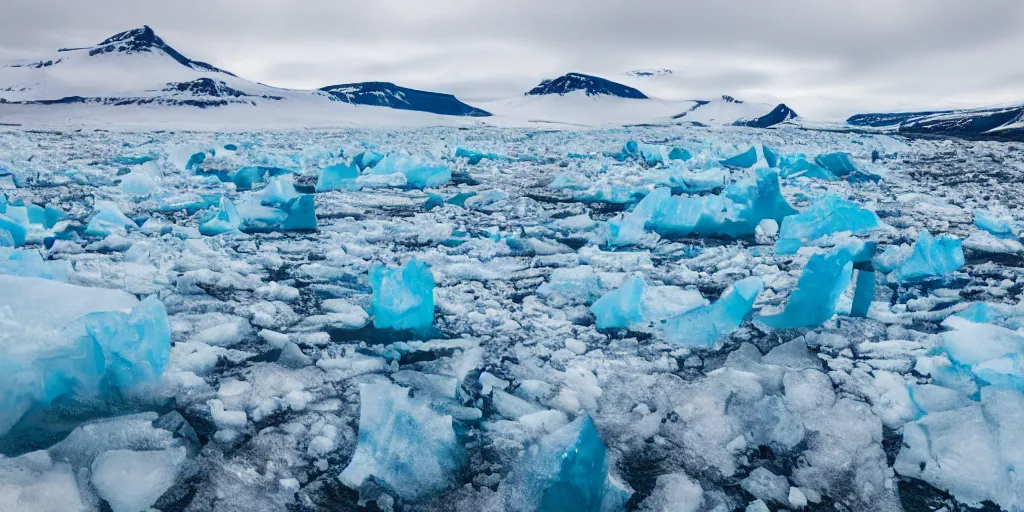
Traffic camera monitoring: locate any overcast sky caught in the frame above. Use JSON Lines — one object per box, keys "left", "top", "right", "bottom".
{"left": 1, "top": 0, "right": 1022, "bottom": 119}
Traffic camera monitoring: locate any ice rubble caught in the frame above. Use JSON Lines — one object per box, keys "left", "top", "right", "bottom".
{"left": 0, "top": 124, "right": 1019, "bottom": 511}
{"left": 0, "top": 412, "right": 195, "bottom": 512}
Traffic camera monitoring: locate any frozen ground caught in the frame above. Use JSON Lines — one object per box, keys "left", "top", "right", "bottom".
{"left": 1, "top": 123, "right": 1023, "bottom": 512}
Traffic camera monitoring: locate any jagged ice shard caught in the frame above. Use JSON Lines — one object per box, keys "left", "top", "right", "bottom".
{"left": 663, "top": 276, "right": 763, "bottom": 346}
{"left": 891, "top": 231, "right": 965, "bottom": 282}
{"left": 369, "top": 258, "right": 436, "bottom": 331}
{"left": 501, "top": 415, "right": 630, "bottom": 512}
{"left": 775, "top": 194, "right": 881, "bottom": 253}
{"left": 0, "top": 276, "right": 171, "bottom": 436}
{"left": 339, "top": 382, "right": 463, "bottom": 501}
{"left": 760, "top": 242, "right": 874, "bottom": 328}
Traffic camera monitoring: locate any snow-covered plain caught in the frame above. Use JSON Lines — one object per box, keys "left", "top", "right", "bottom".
{"left": 1, "top": 121, "right": 1023, "bottom": 512}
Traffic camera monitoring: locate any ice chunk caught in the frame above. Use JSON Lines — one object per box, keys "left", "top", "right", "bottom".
{"left": 760, "top": 243, "right": 862, "bottom": 328}
{"left": 778, "top": 154, "right": 836, "bottom": 181}
{"left": 590, "top": 275, "right": 645, "bottom": 329}
{"left": 0, "top": 248, "right": 67, "bottom": 281}
{"left": 91, "top": 447, "right": 186, "bottom": 512}
{"left": 85, "top": 201, "right": 136, "bottom": 237}
{"left": 890, "top": 231, "right": 964, "bottom": 282}
{"left": 370, "top": 155, "right": 451, "bottom": 188}
{"left": 537, "top": 266, "right": 603, "bottom": 306}
{"left": 775, "top": 194, "right": 881, "bottom": 253}
{"left": 369, "top": 258, "right": 435, "bottom": 331}
{"left": 720, "top": 146, "right": 758, "bottom": 168}
{"left": 353, "top": 150, "right": 384, "bottom": 171}
{"left": 339, "top": 382, "right": 463, "bottom": 501}
{"left": 741, "top": 467, "right": 790, "bottom": 506}
{"left": 638, "top": 472, "right": 702, "bottom": 512}
{"left": 813, "top": 152, "right": 857, "bottom": 177}
{"left": 0, "top": 276, "right": 171, "bottom": 436}
{"left": 663, "top": 276, "right": 763, "bottom": 347}
{"left": 455, "top": 147, "right": 504, "bottom": 165}
{"left": 762, "top": 145, "right": 780, "bottom": 168}
{"left": 502, "top": 414, "right": 629, "bottom": 512}
{"left": 316, "top": 161, "right": 360, "bottom": 192}
{"left": 894, "top": 397, "right": 1023, "bottom": 510}
{"left": 632, "top": 169, "right": 795, "bottom": 239}
{"left": 198, "top": 197, "right": 241, "bottom": 236}
{"left": 974, "top": 210, "right": 1019, "bottom": 238}
{"left": 120, "top": 170, "right": 158, "bottom": 198}
{"left": 237, "top": 177, "right": 317, "bottom": 233}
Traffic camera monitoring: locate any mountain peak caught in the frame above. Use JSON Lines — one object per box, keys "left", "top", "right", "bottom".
{"left": 319, "top": 82, "right": 491, "bottom": 117}
{"left": 88, "top": 26, "right": 236, "bottom": 77}
{"left": 525, "top": 73, "right": 648, "bottom": 99}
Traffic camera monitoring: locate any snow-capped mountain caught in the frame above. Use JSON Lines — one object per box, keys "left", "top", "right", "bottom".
{"left": 524, "top": 73, "right": 648, "bottom": 99}
{"left": 319, "top": 82, "right": 491, "bottom": 117}
{"left": 0, "top": 26, "right": 489, "bottom": 120}
{"left": 0, "top": 27, "right": 799, "bottom": 130}
{"left": 847, "top": 104, "right": 1024, "bottom": 140}
{"left": 674, "top": 95, "right": 798, "bottom": 128}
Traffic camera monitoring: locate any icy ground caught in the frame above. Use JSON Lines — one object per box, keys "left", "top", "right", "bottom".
{"left": 1, "top": 124, "right": 1023, "bottom": 512}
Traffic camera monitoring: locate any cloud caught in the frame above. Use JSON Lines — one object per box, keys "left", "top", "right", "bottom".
{"left": 1, "top": 0, "right": 1023, "bottom": 118}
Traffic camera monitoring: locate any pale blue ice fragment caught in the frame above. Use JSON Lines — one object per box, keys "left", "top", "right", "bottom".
{"left": 0, "top": 214, "right": 26, "bottom": 246}
{"left": 280, "top": 195, "right": 318, "bottom": 231}
{"left": 198, "top": 197, "right": 241, "bottom": 236}
{"left": 608, "top": 141, "right": 639, "bottom": 162}
{"left": 371, "top": 155, "right": 451, "bottom": 189}
{"left": 778, "top": 154, "right": 836, "bottom": 180}
{"left": 814, "top": 152, "right": 857, "bottom": 177}
{"left": 185, "top": 152, "right": 206, "bottom": 170}
{"left": 353, "top": 150, "right": 384, "bottom": 171}
{"left": 0, "top": 192, "right": 6, "bottom": 213}
{"left": 576, "top": 185, "right": 636, "bottom": 204}
{"left": 85, "top": 201, "right": 136, "bottom": 237}
{"left": 0, "top": 288, "right": 171, "bottom": 436}
{"left": 43, "top": 205, "right": 68, "bottom": 229}
{"left": 370, "top": 259, "right": 435, "bottom": 331}
{"left": 663, "top": 276, "right": 763, "bottom": 346}
{"left": 955, "top": 302, "right": 1001, "bottom": 324}
{"left": 638, "top": 143, "right": 666, "bottom": 166}
{"left": 775, "top": 194, "right": 881, "bottom": 253}
{"left": 259, "top": 175, "right": 300, "bottom": 206}
{"left": 720, "top": 146, "right": 758, "bottom": 168}
{"left": 316, "top": 161, "right": 360, "bottom": 192}
{"left": 0, "top": 248, "right": 67, "bottom": 281}
{"left": 974, "top": 211, "right": 1019, "bottom": 239}
{"left": 503, "top": 414, "right": 628, "bottom": 512}
{"left": 338, "top": 382, "right": 463, "bottom": 501}
{"left": 668, "top": 147, "right": 692, "bottom": 161}
{"left": 850, "top": 269, "right": 876, "bottom": 318}
{"left": 644, "top": 169, "right": 795, "bottom": 238}
{"left": 759, "top": 242, "right": 865, "bottom": 328}
{"left": 455, "top": 147, "right": 504, "bottom": 165}
{"left": 590, "top": 276, "right": 645, "bottom": 329}
{"left": 549, "top": 172, "right": 589, "bottom": 191}
{"left": 891, "top": 231, "right": 964, "bottom": 282}
{"left": 763, "top": 145, "right": 780, "bottom": 168}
